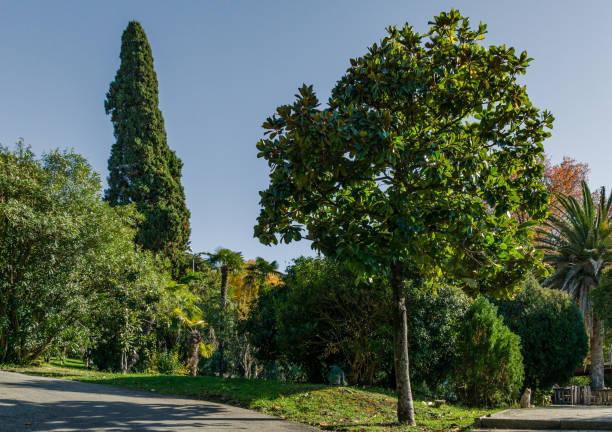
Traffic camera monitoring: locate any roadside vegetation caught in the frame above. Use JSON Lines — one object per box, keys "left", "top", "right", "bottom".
{"left": 3, "top": 359, "right": 498, "bottom": 432}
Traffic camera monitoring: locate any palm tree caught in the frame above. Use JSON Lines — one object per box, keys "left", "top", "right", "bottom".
{"left": 206, "top": 248, "right": 243, "bottom": 376}
{"left": 167, "top": 278, "right": 215, "bottom": 376}
{"left": 244, "top": 257, "right": 281, "bottom": 289}
{"left": 174, "top": 307, "right": 214, "bottom": 376}
{"left": 537, "top": 181, "right": 612, "bottom": 390}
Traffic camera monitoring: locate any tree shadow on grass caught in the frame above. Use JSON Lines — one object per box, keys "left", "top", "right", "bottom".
{"left": 96, "top": 374, "right": 328, "bottom": 405}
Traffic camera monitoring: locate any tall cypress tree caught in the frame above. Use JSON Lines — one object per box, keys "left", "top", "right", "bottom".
{"left": 105, "top": 21, "right": 190, "bottom": 271}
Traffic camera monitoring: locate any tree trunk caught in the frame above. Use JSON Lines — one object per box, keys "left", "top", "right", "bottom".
{"left": 120, "top": 350, "right": 128, "bottom": 374}
{"left": 218, "top": 266, "right": 228, "bottom": 376}
{"left": 591, "top": 313, "right": 605, "bottom": 390}
{"left": 390, "top": 261, "right": 416, "bottom": 426}
{"left": 188, "top": 329, "right": 202, "bottom": 376}
{"left": 221, "top": 266, "right": 228, "bottom": 308}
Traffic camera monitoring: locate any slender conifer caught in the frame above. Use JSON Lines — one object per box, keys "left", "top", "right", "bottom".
{"left": 105, "top": 21, "right": 190, "bottom": 271}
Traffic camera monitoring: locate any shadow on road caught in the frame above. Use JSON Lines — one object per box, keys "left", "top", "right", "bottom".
{"left": 0, "top": 374, "right": 311, "bottom": 431}
{"left": 0, "top": 397, "right": 270, "bottom": 431}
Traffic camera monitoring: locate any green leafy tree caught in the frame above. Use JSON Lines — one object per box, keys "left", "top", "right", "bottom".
{"left": 0, "top": 143, "right": 165, "bottom": 365}
{"left": 206, "top": 248, "right": 244, "bottom": 375}
{"left": 83, "top": 206, "right": 167, "bottom": 373}
{"left": 537, "top": 181, "right": 612, "bottom": 390}
{"left": 254, "top": 10, "right": 551, "bottom": 424}
{"left": 495, "top": 275, "right": 588, "bottom": 389}
{"left": 105, "top": 21, "right": 190, "bottom": 273}
{"left": 453, "top": 297, "right": 524, "bottom": 407}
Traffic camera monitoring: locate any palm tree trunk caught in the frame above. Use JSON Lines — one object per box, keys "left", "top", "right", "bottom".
{"left": 188, "top": 329, "right": 202, "bottom": 376}
{"left": 218, "top": 266, "right": 228, "bottom": 376}
{"left": 221, "top": 266, "right": 228, "bottom": 308}
{"left": 390, "top": 261, "right": 416, "bottom": 426}
{"left": 591, "top": 313, "right": 605, "bottom": 390}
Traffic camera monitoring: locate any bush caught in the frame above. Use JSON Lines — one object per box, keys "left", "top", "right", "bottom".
{"left": 249, "top": 257, "right": 390, "bottom": 384}
{"left": 494, "top": 275, "right": 588, "bottom": 389}
{"left": 452, "top": 297, "right": 524, "bottom": 407}
{"left": 245, "top": 257, "right": 469, "bottom": 389}
{"left": 145, "top": 349, "right": 189, "bottom": 375}
{"left": 406, "top": 283, "right": 470, "bottom": 393}
{"left": 568, "top": 375, "right": 591, "bottom": 387}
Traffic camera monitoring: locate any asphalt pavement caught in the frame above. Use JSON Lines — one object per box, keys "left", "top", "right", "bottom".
{"left": 0, "top": 371, "right": 317, "bottom": 431}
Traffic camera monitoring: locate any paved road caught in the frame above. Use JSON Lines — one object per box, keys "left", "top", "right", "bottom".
{"left": 0, "top": 371, "right": 317, "bottom": 431}
{"left": 475, "top": 405, "right": 612, "bottom": 430}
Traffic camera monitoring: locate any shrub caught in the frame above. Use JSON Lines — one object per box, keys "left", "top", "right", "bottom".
{"left": 406, "top": 283, "right": 470, "bottom": 393}
{"left": 494, "top": 275, "right": 588, "bottom": 389}
{"left": 245, "top": 256, "right": 469, "bottom": 389}
{"left": 453, "top": 297, "right": 524, "bottom": 407}
{"left": 568, "top": 375, "right": 591, "bottom": 387}
{"left": 146, "top": 349, "right": 189, "bottom": 375}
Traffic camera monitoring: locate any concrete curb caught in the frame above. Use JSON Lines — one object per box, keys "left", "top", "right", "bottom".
{"left": 476, "top": 417, "right": 612, "bottom": 430}
{"left": 475, "top": 406, "right": 612, "bottom": 431}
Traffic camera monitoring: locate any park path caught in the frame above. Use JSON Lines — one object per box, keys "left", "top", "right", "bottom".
{"left": 475, "top": 405, "right": 612, "bottom": 431}
{"left": 0, "top": 371, "right": 317, "bottom": 431}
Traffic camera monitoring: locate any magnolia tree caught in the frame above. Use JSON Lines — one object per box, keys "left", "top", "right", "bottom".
{"left": 254, "top": 10, "right": 552, "bottom": 424}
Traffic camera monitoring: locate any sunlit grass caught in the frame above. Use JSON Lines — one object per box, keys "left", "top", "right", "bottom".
{"left": 2, "top": 359, "right": 499, "bottom": 431}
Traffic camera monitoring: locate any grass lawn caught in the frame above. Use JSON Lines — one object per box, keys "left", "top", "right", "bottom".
{"left": 2, "top": 359, "right": 500, "bottom": 431}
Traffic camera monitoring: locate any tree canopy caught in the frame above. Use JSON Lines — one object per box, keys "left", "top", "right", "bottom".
{"left": 0, "top": 143, "right": 164, "bottom": 364}
{"left": 105, "top": 21, "right": 190, "bottom": 272}
{"left": 255, "top": 10, "right": 552, "bottom": 297}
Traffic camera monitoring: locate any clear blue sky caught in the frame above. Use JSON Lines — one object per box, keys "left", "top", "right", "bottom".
{"left": 1, "top": 1, "right": 610, "bottom": 268}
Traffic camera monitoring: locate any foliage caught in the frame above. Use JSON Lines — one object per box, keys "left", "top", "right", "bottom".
{"left": 91, "top": 240, "right": 167, "bottom": 373}
{"left": 543, "top": 156, "right": 590, "bottom": 206}
{"left": 283, "top": 257, "right": 391, "bottom": 385}
{"left": 538, "top": 181, "right": 612, "bottom": 318}
{"left": 242, "top": 282, "right": 286, "bottom": 365}
{"left": 568, "top": 375, "right": 591, "bottom": 387}
{"left": 452, "top": 297, "right": 524, "bottom": 407}
{"left": 494, "top": 275, "right": 588, "bottom": 389}
{"left": 206, "top": 248, "right": 244, "bottom": 275}
{"left": 254, "top": 10, "right": 552, "bottom": 296}
{"left": 516, "top": 155, "right": 589, "bottom": 223}
{"left": 537, "top": 181, "right": 612, "bottom": 389}
{"left": 104, "top": 21, "right": 190, "bottom": 273}
{"left": 592, "top": 268, "right": 612, "bottom": 329}
{"left": 245, "top": 257, "right": 469, "bottom": 390}
{"left": 234, "top": 257, "right": 282, "bottom": 318}
{"left": 145, "top": 349, "right": 190, "bottom": 375}
{"left": 406, "top": 283, "right": 471, "bottom": 392}
{"left": 254, "top": 9, "right": 551, "bottom": 423}
{"left": 206, "top": 247, "right": 244, "bottom": 375}
{"left": 170, "top": 277, "right": 215, "bottom": 375}
{"left": 0, "top": 143, "right": 165, "bottom": 365}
